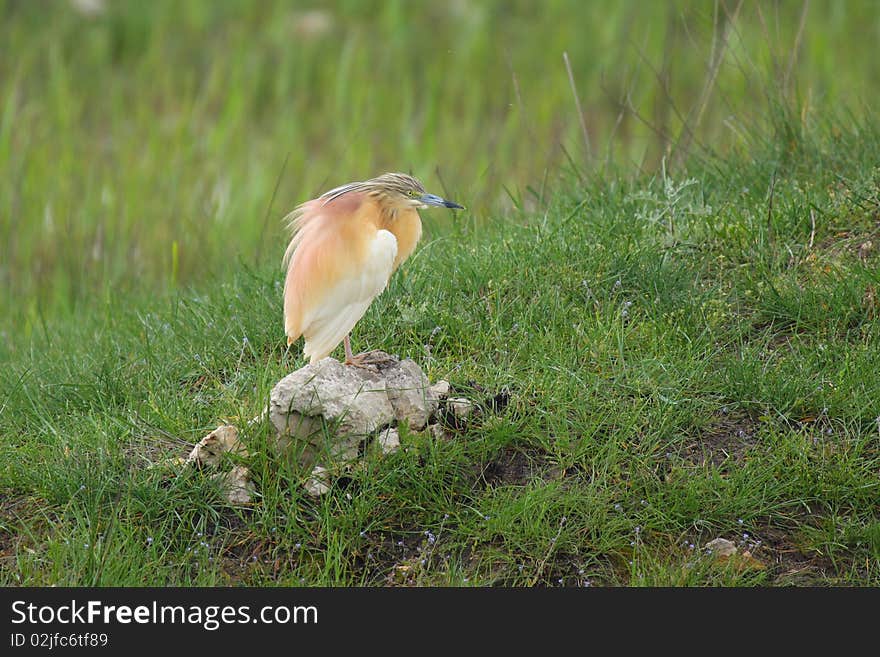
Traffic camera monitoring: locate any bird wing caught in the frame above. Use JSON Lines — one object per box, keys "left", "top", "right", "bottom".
{"left": 300, "top": 229, "right": 398, "bottom": 362}
{"left": 283, "top": 193, "right": 398, "bottom": 362}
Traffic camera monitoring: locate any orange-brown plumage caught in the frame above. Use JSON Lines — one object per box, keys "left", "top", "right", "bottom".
{"left": 282, "top": 173, "right": 462, "bottom": 364}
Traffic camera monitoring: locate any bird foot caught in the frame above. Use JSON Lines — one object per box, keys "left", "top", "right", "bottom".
{"left": 344, "top": 350, "right": 395, "bottom": 369}
{"left": 343, "top": 355, "right": 373, "bottom": 369}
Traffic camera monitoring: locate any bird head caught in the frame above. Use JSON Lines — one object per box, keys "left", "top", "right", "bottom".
{"left": 365, "top": 173, "right": 465, "bottom": 211}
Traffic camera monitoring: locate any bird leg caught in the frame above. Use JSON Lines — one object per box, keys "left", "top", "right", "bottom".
{"left": 343, "top": 334, "right": 358, "bottom": 365}
{"left": 343, "top": 334, "right": 392, "bottom": 368}
{"left": 343, "top": 334, "right": 371, "bottom": 368}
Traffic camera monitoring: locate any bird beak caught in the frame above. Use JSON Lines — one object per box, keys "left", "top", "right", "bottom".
{"left": 420, "top": 193, "right": 465, "bottom": 210}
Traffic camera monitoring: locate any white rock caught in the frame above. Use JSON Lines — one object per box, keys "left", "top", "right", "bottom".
{"left": 429, "top": 423, "right": 452, "bottom": 441}
{"left": 376, "top": 427, "right": 401, "bottom": 454}
{"left": 447, "top": 397, "right": 475, "bottom": 420}
{"left": 268, "top": 352, "right": 438, "bottom": 467}
{"left": 212, "top": 465, "right": 255, "bottom": 504}
{"left": 429, "top": 379, "right": 451, "bottom": 401}
{"left": 367, "top": 357, "right": 438, "bottom": 430}
{"left": 304, "top": 465, "right": 331, "bottom": 497}
{"left": 704, "top": 537, "right": 737, "bottom": 557}
{"left": 270, "top": 357, "right": 394, "bottom": 438}
{"left": 187, "top": 425, "right": 247, "bottom": 468}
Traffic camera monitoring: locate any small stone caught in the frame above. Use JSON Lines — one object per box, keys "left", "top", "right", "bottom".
{"left": 187, "top": 425, "right": 247, "bottom": 468}
{"left": 429, "top": 380, "right": 451, "bottom": 401}
{"left": 704, "top": 537, "right": 737, "bottom": 557}
{"left": 304, "top": 465, "right": 331, "bottom": 497}
{"left": 211, "top": 465, "right": 255, "bottom": 504}
{"left": 447, "top": 397, "right": 475, "bottom": 420}
{"left": 429, "top": 423, "right": 452, "bottom": 441}
{"left": 376, "top": 427, "right": 401, "bottom": 455}
{"left": 704, "top": 538, "right": 765, "bottom": 571}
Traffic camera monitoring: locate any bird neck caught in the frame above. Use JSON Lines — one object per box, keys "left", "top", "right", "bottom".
{"left": 383, "top": 205, "right": 409, "bottom": 224}
{"left": 370, "top": 191, "right": 412, "bottom": 221}
{"left": 376, "top": 202, "right": 416, "bottom": 227}
{"left": 377, "top": 204, "right": 422, "bottom": 271}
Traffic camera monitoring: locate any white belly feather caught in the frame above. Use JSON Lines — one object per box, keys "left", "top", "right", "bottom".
{"left": 301, "top": 229, "right": 398, "bottom": 363}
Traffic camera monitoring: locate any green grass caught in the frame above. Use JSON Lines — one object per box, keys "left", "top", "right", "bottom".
{"left": 3, "top": 0, "right": 880, "bottom": 323}
{"left": 2, "top": 0, "right": 879, "bottom": 587}
{"left": 2, "top": 115, "right": 879, "bottom": 586}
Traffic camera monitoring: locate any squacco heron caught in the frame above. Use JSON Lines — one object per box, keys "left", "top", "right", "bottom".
{"left": 282, "top": 173, "right": 463, "bottom": 365}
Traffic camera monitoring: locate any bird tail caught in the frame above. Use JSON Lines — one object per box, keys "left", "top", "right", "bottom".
{"left": 281, "top": 199, "right": 321, "bottom": 269}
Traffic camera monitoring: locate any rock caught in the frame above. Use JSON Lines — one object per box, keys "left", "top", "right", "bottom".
{"left": 269, "top": 357, "right": 393, "bottom": 466}
{"left": 183, "top": 426, "right": 253, "bottom": 503}
{"left": 376, "top": 427, "right": 401, "bottom": 455}
{"left": 304, "top": 465, "right": 331, "bottom": 497}
{"left": 704, "top": 537, "right": 765, "bottom": 571}
{"left": 430, "top": 423, "right": 452, "bottom": 441}
{"left": 447, "top": 397, "right": 475, "bottom": 421}
{"left": 704, "top": 537, "right": 737, "bottom": 557}
{"left": 212, "top": 465, "right": 255, "bottom": 504}
{"left": 268, "top": 351, "right": 437, "bottom": 467}
{"left": 270, "top": 357, "right": 394, "bottom": 437}
{"left": 429, "top": 379, "right": 451, "bottom": 401}
{"left": 187, "top": 425, "right": 247, "bottom": 468}
{"left": 371, "top": 356, "right": 437, "bottom": 430}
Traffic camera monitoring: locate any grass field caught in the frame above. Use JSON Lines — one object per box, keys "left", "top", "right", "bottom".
{"left": 2, "top": 117, "right": 879, "bottom": 585}
{"left": 2, "top": 1, "right": 880, "bottom": 586}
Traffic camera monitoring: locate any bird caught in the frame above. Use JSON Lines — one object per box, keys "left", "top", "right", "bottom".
{"left": 281, "top": 172, "right": 464, "bottom": 366}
